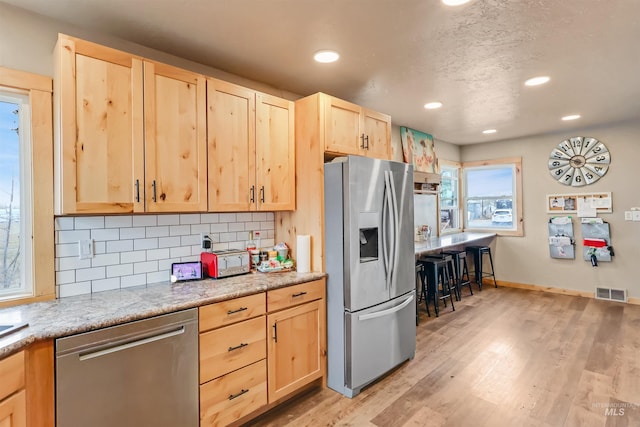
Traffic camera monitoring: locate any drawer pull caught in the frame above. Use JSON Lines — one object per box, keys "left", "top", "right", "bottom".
{"left": 228, "top": 342, "right": 248, "bottom": 352}
{"left": 228, "top": 389, "right": 249, "bottom": 400}
{"left": 227, "top": 307, "right": 248, "bottom": 315}
{"left": 292, "top": 291, "right": 307, "bottom": 298}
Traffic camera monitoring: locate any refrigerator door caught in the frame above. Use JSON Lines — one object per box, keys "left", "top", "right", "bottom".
{"left": 343, "top": 156, "right": 391, "bottom": 311}
{"left": 345, "top": 291, "right": 416, "bottom": 396}
{"left": 387, "top": 160, "right": 415, "bottom": 299}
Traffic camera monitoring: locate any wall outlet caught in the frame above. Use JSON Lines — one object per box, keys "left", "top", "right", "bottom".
{"left": 633, "top": 211, "right": 640, "bottom": 222}
{"left": 625, "top": 211, "right": 633, "bottom": 221}
{"left": 78, "top": 239, "right": 94, "bottom": 259}
{"left": 200, "top": 233, "right": 212, "bottom": 250}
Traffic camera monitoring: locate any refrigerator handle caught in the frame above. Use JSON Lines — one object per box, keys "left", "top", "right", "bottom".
{"left": 358, "top": 293, "right": 415, "bottom": 321}
{"left": 388, "top": 170, "right": 400, "bottom": 289}
{"left": 383, "top": 172, "right": 393, "bottom": 288}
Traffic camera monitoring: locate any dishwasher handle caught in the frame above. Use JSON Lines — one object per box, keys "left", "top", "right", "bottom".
{"left": 79, "top": 326, "right": 185, "bottom": 361}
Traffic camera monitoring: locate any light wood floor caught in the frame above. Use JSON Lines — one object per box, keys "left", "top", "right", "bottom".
{"left": 247, "top": 286, "right": 640, "bottom": 427}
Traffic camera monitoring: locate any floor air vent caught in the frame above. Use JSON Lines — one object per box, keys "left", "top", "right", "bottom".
{"left": 595, "top": 287, "right": 627, "bottom": 303}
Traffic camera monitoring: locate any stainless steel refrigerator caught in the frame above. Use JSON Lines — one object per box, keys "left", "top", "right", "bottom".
{"left": 324, "top": 155, "right": 416, "bottom": 398}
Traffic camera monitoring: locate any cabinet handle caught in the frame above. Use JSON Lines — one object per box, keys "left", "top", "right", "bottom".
{"left": 292, "top": 291, "right": 307, "bottom": 298}
{"left": 365, "top": 135, "right": 370, "bottom": 149}
{"left": 360, "top": 133, "right": 366, "bottom": 149}
{"left": 228, "top": 389, "right": 249, "bottom": 401}
{"left": 273, "top": 323, "right": 278, "bottom": 343}
{"left": 227, "top": 307, "right": 248, "bottom": 315}
{"left": 250, "top": 185, "right": 255, "bottom": 203}
{"left": 135, "top": 179, "right": 140, "bottom": 202}
{"left": 260, "top": 186, "right": 265, "bottom": 203}
{"left": 228, "top": 342, "right": 248, "bottom": 352}
{"left": 152, "top": 180, "right": 157, "bottom": 202}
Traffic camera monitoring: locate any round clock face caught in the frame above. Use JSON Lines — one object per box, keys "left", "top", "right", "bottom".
{"left": 548, "top": 137, "right": 610, "bottom": 186}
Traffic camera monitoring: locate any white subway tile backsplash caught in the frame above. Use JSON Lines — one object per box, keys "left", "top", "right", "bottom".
{"left": 146, "top": 226, "right": 169, "bottom": 238}
{"left": 134, "top": 238, "right": 159, "bottom": 251}
{"left": 92, "top": 278, "right": 120, "bottom": 293}
{"left": 55, "top": 212, "right": 276, "bottom": 297}
{"left": 91, "top": 228, "right": 120, "bottom": 241}
{"left": 75, "top": 216, "right": 105, "bottom": 229}
{"left": 76, "top": 266, "right": 106, "bottom": 282}
{"left": 157, "top": 214, "right": 180, "bottom": 226}
{"left": 120, "top": 227, "right": 146, "bottom": 239}
{"left": 91, "top": 253, "right": 121, "bottom": 267}
{"left": 132, "top": 216, "right": 157, "bottom": 227}
{"left": 107, "top": 263, "right": 134, "bottom": 278}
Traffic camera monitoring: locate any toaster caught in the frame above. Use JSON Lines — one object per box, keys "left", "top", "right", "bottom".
{"left": 201, "top": 250, "right": 250, "bottom": 279}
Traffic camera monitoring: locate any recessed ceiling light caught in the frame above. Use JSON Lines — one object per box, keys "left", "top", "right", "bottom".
{"left": 314, "top": 50, "right": 339, "bottom": 63}
{"left": 482, "top": 129, "right": 497, "bottom": 134}
{"left": 525, "top": 76, "right": 550, "bottom": 86}
{"left": 424, "top": 102, "right": 443, "bottom": 110}
{"left": 442, "top": 0, "right": 471, "bottom": 6}
{"left": 562, "top": 114, "right": 581, "bottom": 121}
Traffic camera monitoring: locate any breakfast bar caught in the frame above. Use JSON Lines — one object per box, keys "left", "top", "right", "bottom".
{"left": 414, "top": 231, "right": 496, "bottom": 256}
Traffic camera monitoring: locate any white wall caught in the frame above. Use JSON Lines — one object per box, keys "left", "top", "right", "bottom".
{"left": 461, "top": 120, "right": 640, "bottom": 298}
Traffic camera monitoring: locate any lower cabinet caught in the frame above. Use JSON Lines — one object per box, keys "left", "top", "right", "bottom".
{"left": 0, "top": 351, "right": 26, "bottom": 427}
{"left": 199, "top": 278, "right": 326, "bottom": 426}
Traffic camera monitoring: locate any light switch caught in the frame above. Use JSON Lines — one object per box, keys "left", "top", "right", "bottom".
{"left": 633, "top": 211, "right": 640, "bottom": 222}
{"left": 625, "top": 211, "right": 633, "bottom": 221}
{"left": 79, "top": 239, "right": 94, "bottom": 259}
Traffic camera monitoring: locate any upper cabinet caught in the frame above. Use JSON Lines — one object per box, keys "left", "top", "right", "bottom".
{"left": 54, "top": 34, "right": 207, "bottom": 214}
{"left": 324, "top": 94, "right": 391, "bottom": 159}
{"left": 207, "top": 78, "right": 295, "bottom": 212}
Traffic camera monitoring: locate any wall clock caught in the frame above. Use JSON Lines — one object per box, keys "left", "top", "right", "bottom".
{"left": 548, "top": 136, "right": 610, "bottom": 186}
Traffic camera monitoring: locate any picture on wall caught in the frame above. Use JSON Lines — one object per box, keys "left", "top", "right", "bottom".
{"left": 400, "top": 126, "right": 438, "bottom": 173}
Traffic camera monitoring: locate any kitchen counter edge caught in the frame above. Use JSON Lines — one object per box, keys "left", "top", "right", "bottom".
{"left": 0, "top": 271, "right": 327, "bottom": 358}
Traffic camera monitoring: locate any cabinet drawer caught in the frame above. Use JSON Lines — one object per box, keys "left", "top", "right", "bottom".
{"left": 267, "top": 279, "right": 325, "bottom": 312}
{"left": 200, "top": 360, "right": 267, "bottom": 427}
{"left": 199, "top": 293, "right": 265, "bottom": 332}
{"left": 0, "top": 351, "right": 24, "bottom": 402}
{"left": 200, "top": 316, "right": 266, "bottom": 383}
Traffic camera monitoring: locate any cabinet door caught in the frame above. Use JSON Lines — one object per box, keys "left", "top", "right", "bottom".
{"left": 0, "top": 390, "right": 26, "bottom": 427}
{"left": 56, "top": 35, "right": 144, "bottom": 214}
{"left": 256, "top": 93, "right": 295, "bottom": 211}
{"left": 363, "top": 108, "right": 391, "bottom": 159}
{"left": 323, "top": 96, "right": 361, "bottom": 155}
{"left": 267, "top": 299, "right": 324, "bottom": 402}
{"left": 207, "top": 79, "right": 255, "bottom": 211}
{"left": 144, "top": 61, "right": 207, "bottom": 212}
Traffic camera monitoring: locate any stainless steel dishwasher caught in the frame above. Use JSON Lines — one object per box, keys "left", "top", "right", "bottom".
{"left": 55, "top": 308, "right": 198, "bottom": 427}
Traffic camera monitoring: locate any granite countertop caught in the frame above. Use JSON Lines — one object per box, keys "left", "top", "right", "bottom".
{"left": 414, "top": 232, "right": 496, "bottom": 255}
{"left": 0, "top": 271, "right": 326, "bottom": 358}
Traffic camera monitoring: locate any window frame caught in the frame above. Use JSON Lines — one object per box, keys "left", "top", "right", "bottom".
{"left": 0, "top": 67, "right": 54, "bottom": 307}
{"left": 462, "top": 157, "right": 523, "bottom": 237}
{"left": 438, "top": 160, "right": 462, "bottom": 235}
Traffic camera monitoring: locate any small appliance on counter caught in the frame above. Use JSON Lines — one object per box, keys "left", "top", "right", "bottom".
{"left": 201, "top": 249, "right": 250, "bottom": 278}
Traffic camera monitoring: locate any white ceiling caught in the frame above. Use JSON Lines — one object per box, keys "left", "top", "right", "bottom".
{"left": 4, "top": 0, "right": 640, "bottom": 144}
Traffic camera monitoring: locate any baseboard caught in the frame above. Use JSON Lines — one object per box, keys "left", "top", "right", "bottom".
{"left": 492, "top": 279, "right": 640, "bottom": 305}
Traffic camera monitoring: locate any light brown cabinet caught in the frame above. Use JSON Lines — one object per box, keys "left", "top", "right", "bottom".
{"left": 275, "top": 93, "right": 392, "bottom": 272}
{"left": 266, "top": 280, "right": 326, "bottom": 402}
{"left": 324, "top": 94, "right": 391, "bottom": 159}
{"left": 199, "top": 294, "right": 267, "bottom": 426}
{"left": 54, "top": 34, "right": 207, "bottom": 214}
{"left": 0, "top": 351, "right": 26, "bottom": 427}
{"left": 207, "top": 78, "right": 295, "bottom": 212}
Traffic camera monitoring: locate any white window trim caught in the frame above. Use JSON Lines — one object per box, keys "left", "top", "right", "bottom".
{"left": 439, "top": 160, "right": 462, "bottom": 235}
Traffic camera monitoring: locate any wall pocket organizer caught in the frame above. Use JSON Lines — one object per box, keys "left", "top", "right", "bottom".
{"left": 581, "top": 219, "right": 613, "bottom": 265}
{"left": 548, "top": 216, "right": 574, "bottom": 259}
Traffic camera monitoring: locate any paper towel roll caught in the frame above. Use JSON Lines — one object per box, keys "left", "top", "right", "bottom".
{"left": 296, "top": 235, "right": 311, "bottom": 273}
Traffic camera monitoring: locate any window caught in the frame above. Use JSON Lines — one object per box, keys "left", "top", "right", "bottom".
{"left": 0, "top": 92, "right": 32, "bottom": 297}
{"left": 439, "top": 161, "right": 461, "bottom": 234}
{"left": 0, "top": 67, "right": 54, "bottom": 307}
{"left": 462, "top": 157, "right": 522, "bottom": 236}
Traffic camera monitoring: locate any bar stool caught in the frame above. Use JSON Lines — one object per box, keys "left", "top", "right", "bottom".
{"left": 418, "top": 257, "right": 455, "bottom": 317}
{"left": 415, "top": 263, "right": 430, "bottom": 324}
{"left": 441, "top": 250, "right": 473, "bottom": 299}
{"left": 427, "top": 252, "right": 459, "bottom": 301}
{"left": 465, "top": 245, "right": 497, "bottom": 290}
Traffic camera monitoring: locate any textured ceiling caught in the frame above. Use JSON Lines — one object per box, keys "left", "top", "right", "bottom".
{"left": 3, "top": 0, "right": 639, "bottom": 144}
